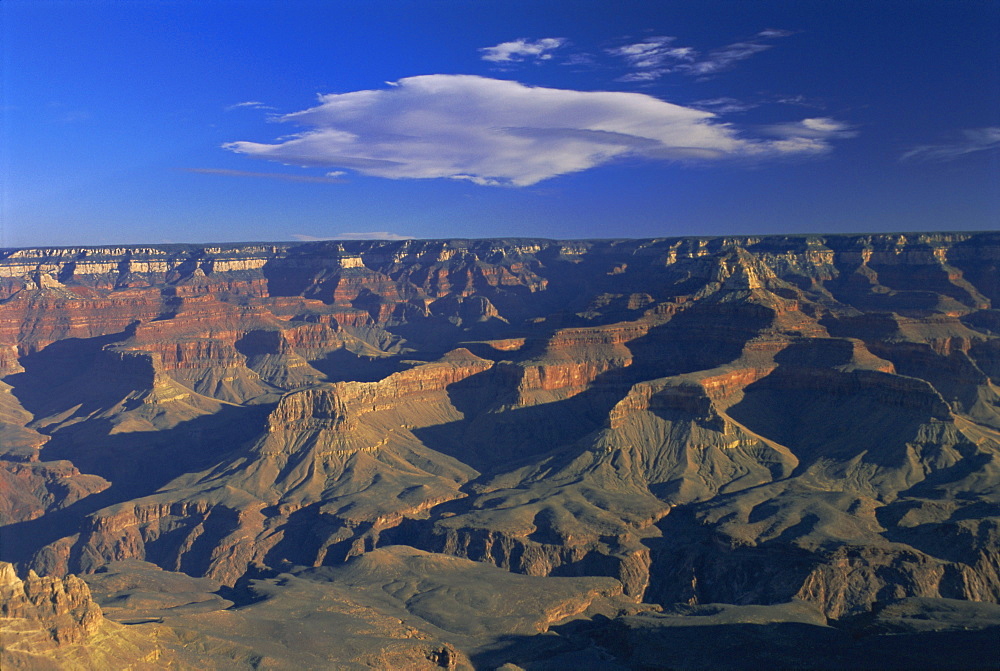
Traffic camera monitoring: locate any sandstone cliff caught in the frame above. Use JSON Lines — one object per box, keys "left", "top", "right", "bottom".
{"left": 2, "top": 233, "right": 1000, "bottom": 666}
{"left": 0, "top": 561, "right": 167, "bottom": 669}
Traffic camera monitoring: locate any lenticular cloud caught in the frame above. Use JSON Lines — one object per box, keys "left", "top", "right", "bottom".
{"left": 224, "top": 75, "right": 842, "bottom": 186}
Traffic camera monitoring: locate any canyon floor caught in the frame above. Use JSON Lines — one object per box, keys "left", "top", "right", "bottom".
{"left": 1, "top": 234, "right": 999, "bottom": 669}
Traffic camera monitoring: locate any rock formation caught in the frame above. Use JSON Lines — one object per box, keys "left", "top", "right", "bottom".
{"left": 2, "top": 233, "right": 999, "bottom": 668}
{"left": 0, "top": 561, "right": 169, "bottom": 669}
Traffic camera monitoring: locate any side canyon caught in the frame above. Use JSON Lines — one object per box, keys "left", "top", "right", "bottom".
{"left": 2, "top": 234, "right": 999, "bottom": 669}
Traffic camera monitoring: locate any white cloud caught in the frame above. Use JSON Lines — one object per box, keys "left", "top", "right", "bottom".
{"left": 292, "top": 234, "right": 334, "bottom": 241}
{"left": 756, "top": 28, "right": 794, "bottom": 39}
{"left": 561, "top": 53, "right": 597, "bottom": 67}
{"left": 610, "top": 29, "right": 792, "bottom": 82}
{"left": 900, "top": 127, "right": 1000, "bottom": 162}
{"left": 227, "top": 101, "right": 276, "bottom": 111}
{"left": 683, "top": 41, "right": 771, "bottom": 76}
{"left": 747, "top": 118, "right": 856, "bottom": 156}
{"left": 608, "top": 37, "right": 695, "bottom": 73}
{"left": 58, "top": 110, "right": 91, "bottom": 124}
{"left": 480, "top": 38, "right": 566, "bottom": 63}
{"left": 617, "top": 70, "right": 669, "bottom": 83}
{"left": 293, "top": 232, "right": 412, "bottom": 241}
{"left": 692, "top": 97, "right": 758, "bottom": 114}
{"left": 691, "top": 95, "right": 824, "bottom": 115}
{"left": 759, "top": 117, "right": 857, "bottom": 140}
{"left": 185, "top": 167, "right": 345, "bottom": 183}
{"left": 224, "top": 75, "right": 849, "bottom": 186}
{"left": 774, "top": 94, "right": 824, "bottom": 109}
{"left": 336, "top": 231, "right": 413, "bottom": 240}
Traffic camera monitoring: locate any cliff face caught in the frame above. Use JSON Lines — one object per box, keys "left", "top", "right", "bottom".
{"left": 0, "top": 562, "right": 103, "bottom": 649}
{"left": 0, "top": 561, "right": 172, "bottom": 669}
{"left": 2, "top": 232, "right": 1000, "bottom": 643}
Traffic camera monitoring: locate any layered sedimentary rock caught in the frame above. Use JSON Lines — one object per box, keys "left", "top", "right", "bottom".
{"left": 0, "top": 561, "right": 170, "bottom": 669}
{"left": 2, "top": 232, "right": 1000, "bottom": 666}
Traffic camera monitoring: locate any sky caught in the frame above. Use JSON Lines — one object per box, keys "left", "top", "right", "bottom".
{"left": 2, "top": 0, "right": 999, "bottom": 247}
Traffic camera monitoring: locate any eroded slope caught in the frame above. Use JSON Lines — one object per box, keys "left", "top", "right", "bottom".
{"left": 2, "top": 233, "right": 1000, "bottom": 667}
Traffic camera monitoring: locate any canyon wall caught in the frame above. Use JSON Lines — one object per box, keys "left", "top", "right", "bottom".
{"left": 2, "top": 233, "right": 999, "bottom": 650}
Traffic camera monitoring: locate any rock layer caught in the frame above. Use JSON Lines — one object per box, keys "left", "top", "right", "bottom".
{"left": 2, "top": 233, "right": 1000, "bottom": 665}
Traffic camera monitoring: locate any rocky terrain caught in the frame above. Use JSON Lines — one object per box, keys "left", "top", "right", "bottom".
{"left": 1, "top": 233, "right": 999, "bottom": 668}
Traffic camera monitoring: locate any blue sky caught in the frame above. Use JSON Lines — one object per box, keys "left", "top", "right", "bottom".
{"left": 2, "top": 0, "right": 998, "bottom": 247}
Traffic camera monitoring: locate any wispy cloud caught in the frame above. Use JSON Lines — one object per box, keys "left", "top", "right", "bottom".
{"left": 480, "top": 38, "right": 566, "bottom": 63}
{"left": 691, "top": 97, "right": 758, "bottom": 114}
{"left": 610, "top": 29, "right": 792, "bottom": 82}
{"left": 58, "top": 110, "right": 91, "bottom": 124}
{"left": 46, "top": 102, "right": 91, "bottom": 124}
{"left": 756, "top": 28, "right": 792, "bottom": 39}
{"left": 293, "top": 232, "right": 412, "bottom": 241}
{"left": 773, "top": 94, "right": 825, "bottom": 109}
{"left": 688, "top": 29, "right": 794, "bottom": 77}
{"left": 690, "top": 94, "right": 826, "bottom": 115}
{"left": 753, "top": 118, "right": 857, "bottom": 154}
{"left": 684, "top": 41, "right": 770, "bottom": 76}
{"left": 900, "top": 127, "right": 1000, "bottom": 163}
{"left": 224, "top": 75, "right": 850, "bottom": 187}
{"left": 561, "top": 53, "right": 597, "bottom": 68}
{"left": 608, "top": 36, "right": 695, "bottom": 81}
{"left": 759, "top": 117, "right": 857, "bottom": 140}
{"left": 184, "top": 168, "right": 345, "bottom": 183}
{"left": 226, "top": 101, "right": 277, "bottom": 111}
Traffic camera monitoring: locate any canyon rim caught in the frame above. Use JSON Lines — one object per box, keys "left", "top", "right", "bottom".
{"left": 1, "top": 234, "right": 999, "bottom": 669}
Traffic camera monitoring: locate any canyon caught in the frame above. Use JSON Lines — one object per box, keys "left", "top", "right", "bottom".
{"left": 1, "top": 233, "right": 999, "bottom": 669}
